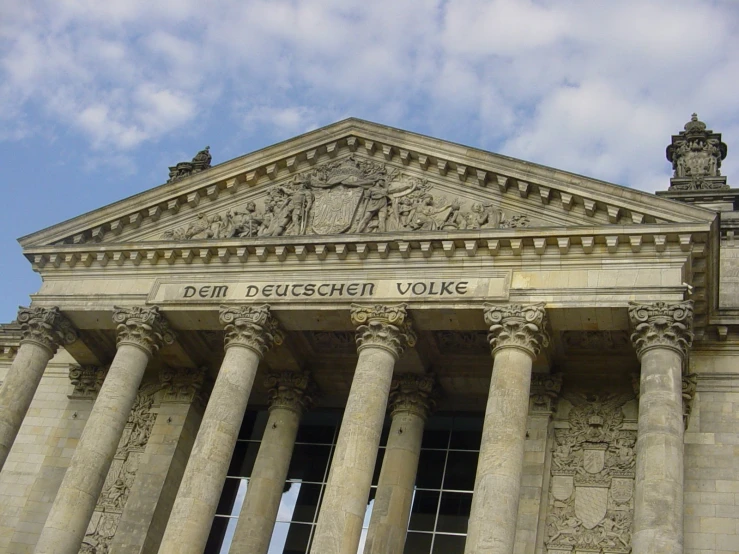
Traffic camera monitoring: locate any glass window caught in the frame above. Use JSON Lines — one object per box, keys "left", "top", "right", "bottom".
{"left": 415, "top": 450, "right": 446, "bottom": 489}
{"left": 436, "top": 492, "right": 472, "bottom": 534}
{"left": 287, "top": 444, "right": 332, "bottom": 483}
{"left": 228, "top": 441, "right": 260, "bottom": 477}
{"left": 443, "top": 451, "right": 478, "bottom": 491}
{"left": 431, "top": 533, "right": 466, "bottom": 553}
{"left": 404, "top": 532, "right": 433, "bottom": 552}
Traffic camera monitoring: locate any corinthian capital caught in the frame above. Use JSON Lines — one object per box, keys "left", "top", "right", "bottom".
{"left": 68, "top": 365, "right": 107, "bottom": 400}
{"left": 17, "top": 306, "right": 78, "bottom": 355}
{"left": 160, "top": 367, "right": 207, "bottom": 404}
{"left": 388, "top": 373, "right": 437, "bottom": 420}
{"left": 113, "top": 306, "right": 176, "bottom": 356}
{"left": 484, "top": 303, "right": 549, "bottom": 358}
{"left": 350, "top": 304, "right": 417, "bottom": 359}
{"left": 219, "top": 305, "right": 283, "bottom": 356}
{"left": 628, "top": 301, "right": 694, "bottom": 359}
{"left": 266, "top": 371, "right": 317, "bottom": 415}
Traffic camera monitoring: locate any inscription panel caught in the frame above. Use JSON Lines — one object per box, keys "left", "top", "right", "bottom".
{"left": 148, "top": 275, "right": 510, "bottom": 304}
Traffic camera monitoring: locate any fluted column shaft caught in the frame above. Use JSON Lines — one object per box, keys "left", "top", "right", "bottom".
{"left": 629, "top": 301, "right": 693, "bottom": 554}
{"left": 311, "top": 304, "right": 416, "bottom": 554}
{"left": 364, "top": 374, "right": 436, "bottom": 554}
{"left": 228, "top": 372, "right": 315, "bottom": 554}
{"left": 465, "top": 303, "right": 548, "bottom": 554}
{"left": 0, "top": 307, "right": 77, "bottom": 470}
{"left": 35, "top": 306, "right": 174, "bottom": 554}
{"left": 159, "top": 305, "right": 282, "bottom": 554}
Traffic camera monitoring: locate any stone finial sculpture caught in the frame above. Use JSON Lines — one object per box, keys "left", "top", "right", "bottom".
{"left": 666, "top": 114, "right": 727, "bottom": 190}
{"left": 167, "top": 146, "right": 212, "bottom": 184}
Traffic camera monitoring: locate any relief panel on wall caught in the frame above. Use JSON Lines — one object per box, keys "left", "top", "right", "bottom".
{"left": 545, "top": 393, "right": 636, "bottom": 554}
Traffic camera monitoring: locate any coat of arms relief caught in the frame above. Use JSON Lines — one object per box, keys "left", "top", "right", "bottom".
{"left": 546, "top": 393, "right": 636, "bottom": 554}
{"left": 162, "top": 156, "right": 530, "bottom": 240}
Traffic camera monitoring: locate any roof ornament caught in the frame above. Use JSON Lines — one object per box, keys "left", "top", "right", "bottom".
{"left": 167, "top": 146, "right": 212, "bottom": 184}
{"left": 666, "top": 114, "right": 727, "bottom": 190}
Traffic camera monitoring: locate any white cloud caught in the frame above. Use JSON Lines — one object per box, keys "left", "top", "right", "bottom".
{"left": 1, "top": 0, "right": 738, "bottom": 191}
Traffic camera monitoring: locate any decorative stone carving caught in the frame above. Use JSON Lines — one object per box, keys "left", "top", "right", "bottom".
{"left": 167, "top": 146, "right": 212, "bottom": 183}
{"left": 68, "top": 365, "right": 108, "bottom": 400}
{"left": 530, "top": 372, "right": 563, "bottom": 413}
{"left": 484, "top": 302, "right": 549, "bottom": 358}
{"left": 666, "top": 114, "right": 728, "bottom": 190}
{"left": 682, "top": 373, "right": 698, "bottom": 428}
{"left": 82, "top": 383, "right": 160, "bottom": 553}
{"left": 159, "top": 366, "right": 206, "bottom": 404}
{"left": 628, "top": 301, "right": 694, "bottom": 359}
{"left": 546, "top": 392, "right": 636, "bottom": 554}
{"left": 388, "top": 373, "right": 437, "bottom": 420}
{"left": 561, "top": 331, "right": 630, "bottom": 353}
{"left": 161, "top": 155, "right": 531, "bottom": 240}
{"left": 16, "top": 306, "right": 77, "bottom": 355}
{"left": 112, "top": 306, "right": 176, "bottom": 356}
{"left": 265, "top": 371, "right": 316, "bottom": 415}
{"left": 350, "top": 304, "right": 416, "bottom": 358}
{"left": 434, "top": 331, "right": 489, "bottom": 354}
{"left": 219, "top": 304, "right": 283, "bottom": 355}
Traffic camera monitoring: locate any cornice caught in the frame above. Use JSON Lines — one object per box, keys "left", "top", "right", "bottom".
{"left": 23, "top": 223, "right": 710, "bottom": 271}
{"left": 18, "top": 119, "right": 716, "bottom": 250}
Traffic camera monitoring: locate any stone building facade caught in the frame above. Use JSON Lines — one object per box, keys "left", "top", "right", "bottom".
{"left": 0, "top": 116, "right": 737, "bottom": 553}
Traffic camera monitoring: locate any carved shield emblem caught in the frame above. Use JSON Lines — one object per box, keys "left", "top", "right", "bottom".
{"left": 551, "top": 475, "right": 574, "bottom": 501}
{"left": 575, "top": 485, "right": 608, "bottom": 529}
{"left": 610, "top": 478, "right": 634, "bottom": 504}
{"left": 582, "top": 448, "right": 605, "bottom": 474}
{"left": 311, "top": 186, "right": 364, "bottom": 234}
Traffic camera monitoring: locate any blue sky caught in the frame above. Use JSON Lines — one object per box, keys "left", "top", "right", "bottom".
{"left": 1, "top": 0, "right": 738, "bottom": 323}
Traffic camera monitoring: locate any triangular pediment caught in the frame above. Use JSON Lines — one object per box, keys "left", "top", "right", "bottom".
{"left": 19, "top": 118, "right": 716, "bottom": 251}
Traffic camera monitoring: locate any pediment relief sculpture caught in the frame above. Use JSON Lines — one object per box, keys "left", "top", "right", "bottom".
{"left": 162, "top": 156, "right": 530, "bottom": 241}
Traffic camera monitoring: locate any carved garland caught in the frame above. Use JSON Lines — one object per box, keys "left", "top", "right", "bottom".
{"left": 81, "top": 383, "right": 161, "bottom": 554}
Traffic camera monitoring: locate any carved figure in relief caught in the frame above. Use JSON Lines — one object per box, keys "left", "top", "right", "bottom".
{"left": 161, "top": 156, "right": 534, "bottom": 240}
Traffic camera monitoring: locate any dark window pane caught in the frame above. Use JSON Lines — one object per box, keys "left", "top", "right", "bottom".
{"left": 287, "top": 444, "right": 331, "bottom": 482}
{"left": 289, "top": 483, "right": 322, "bottom": 523}
{"left": 215, "top": 477, "right": 244, "bottom": 516}
{"left": 379, "top": 419, "right": 391, "bottom": 447}
{"left": 229, "top": 441, "right": 261, "bottom": 477}
{"left": 443, "top": 451, "right": 478, "bottom": 491}
{"left": 408, "top": 490, "right": 439, "bottom": 531}
{"left": 404, "top": 532, "right": 433, "bottom": 553}
{"left": 421, "top": 416, "right": 452, "bottom": 449}
{"left": 449, "top": 416, "right": 483, "bottom": 450}
{"left": 239, "top": 410, "right": 269, "bottom": 440}
{"left": 282, "top": 522, "right": 313, "bottom": 554}
{"left": 437, "top": 492, "right": 472, "bottom": 533}
{"left": 432, "top": 533, "right": 466, "bottom": 553}
{"left": 204, "top": 515, "right": 229, "bottom": 553}
{"left": 295, "top": 412, "right": 339, "bottom": 444}
{"left": 415, "top": 450, "right": 446, "bottom": 489}
{"left": 372, "top": 448, "right": 385, "bottom": 487}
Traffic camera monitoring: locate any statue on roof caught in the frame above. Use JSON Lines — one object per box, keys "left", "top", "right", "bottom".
{"left": 167, "top": 146, "right": 213, "bottom": 184}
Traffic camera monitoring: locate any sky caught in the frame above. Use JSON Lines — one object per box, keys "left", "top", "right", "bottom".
{"left": 1, "top": 0, "right": 738, "bottom": 323}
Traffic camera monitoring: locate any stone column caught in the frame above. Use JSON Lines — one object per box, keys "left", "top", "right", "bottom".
{"left": 0, "top": 306, "right": 77, "bottom": 471}
{"left": 629, "top": 301, "right": 693, "bottom": 554}
{"left": 228, "top": 371, "right": 316, "bottom": 554}
{"left": 465, "top": 303, "right": 549, "bottom": 554}
{"left": 34, "top": 306, "right": 174, "bottom": 554}
{"left": 159, "top": 305, "right": 282, "bottom": 554}
{"left": 311, "top": 304, "right": 416, "bottom": 554}
{"left": 363, "top": 373, "right": 436, "bottom": 554}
